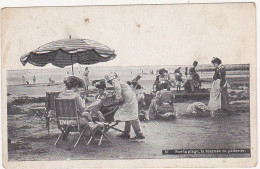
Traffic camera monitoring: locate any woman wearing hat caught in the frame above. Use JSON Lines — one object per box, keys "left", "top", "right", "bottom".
{"left": 105, "top": 72, "right": 145, "bottom": 140}
{"left": 208, "top": 57, "right": 229, "bottom": 117}
{"left": 58, "top": 76, "right": 92, "bottom": 140}
{"left": 84, "top": 80, "right": 107, "bottom": 122}
{"left": 148, "top": 82, "right": 175, "bottom": 120}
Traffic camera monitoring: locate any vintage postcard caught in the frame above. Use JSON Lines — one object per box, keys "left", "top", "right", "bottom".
{"left": 1, "top": 3, "right": 257, "bottom": 168}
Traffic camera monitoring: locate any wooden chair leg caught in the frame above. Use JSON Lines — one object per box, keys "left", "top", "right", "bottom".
{"left": 74, "top": 127, "right": 87, "bottom": 147}
{"left": 54, "top": 133, "right": 62, "bottom": 146}
{"left": 98, "top": 128, "right": 111, "bottom": 144}
{"left": 87, "top": 129, "right": 97, "bottom": 145}
{"left": 98, "top": 135, "right": 103, "bottom": 145}
{"left": 101, "top": 131, "right": 112, "bottom": 143}
{"left": 87, "top": 136, "right": 94, "bottom": 145}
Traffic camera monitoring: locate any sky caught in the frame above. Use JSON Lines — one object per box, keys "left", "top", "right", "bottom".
{"left": 1, "top": 3, "right": 256, "bottom": 70}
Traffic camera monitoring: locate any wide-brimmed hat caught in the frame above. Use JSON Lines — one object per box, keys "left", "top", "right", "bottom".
{"left": 104, "top": 72, "right": 118, "bottom": 81}
{"left": 65, "top": 76, "right": 85, "bottom": 88}
{"left": 95, "top": 80, "right": 106, "bottom": 89}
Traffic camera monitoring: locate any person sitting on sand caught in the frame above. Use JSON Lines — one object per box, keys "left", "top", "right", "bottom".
{"left": 148, "top": 82, "right": 175, "bottom": 120}
{"left": 182, "top": 68, "right": 200, "bottom": 93}
{"left": 154, "top": 69, "right": 171, "bottom": 91}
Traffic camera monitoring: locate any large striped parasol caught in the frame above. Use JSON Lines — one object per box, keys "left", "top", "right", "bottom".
{"left": 20, "top": 38, "right": 116, "bottom": 74}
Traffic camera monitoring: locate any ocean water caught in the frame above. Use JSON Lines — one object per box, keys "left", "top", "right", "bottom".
{"left": 6, "top": 65, "right": 249, "bottom": 97}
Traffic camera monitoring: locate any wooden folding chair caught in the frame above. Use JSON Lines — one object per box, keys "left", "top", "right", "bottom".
{"left": 54, "top": 98, "right": 111, "bottom": 148}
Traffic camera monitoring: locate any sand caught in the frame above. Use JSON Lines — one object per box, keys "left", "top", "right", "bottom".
{"left": 7, "top": 71, "right": 250, "bottom": 160}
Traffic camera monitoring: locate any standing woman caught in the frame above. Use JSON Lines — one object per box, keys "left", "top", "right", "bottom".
{"left": 208, "top": 57, "right": 229, "bottom": 117}
{"left": 83, "top": 67, "right": 90, "bottom": 90}
{"left": 105, "top": 72, "right": 145, "bottom": 140}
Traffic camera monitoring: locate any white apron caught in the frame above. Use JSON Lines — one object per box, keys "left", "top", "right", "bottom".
{"left": 112, "top": 79, "right": 139, "bottom": 121}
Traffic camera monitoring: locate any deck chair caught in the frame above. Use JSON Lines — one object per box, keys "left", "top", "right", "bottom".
{"left": 45, "top": 92, "right": 60, "bottom": 134}
{"left": 54, "top": 98, "right": 110, "bottom": 147}
{"left": 99, "top": 95, "right": 124, "bottom": 133}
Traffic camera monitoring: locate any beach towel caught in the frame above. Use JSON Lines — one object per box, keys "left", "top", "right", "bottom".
{"left": 186, "top": 102, "right": 207, "bottom": 114}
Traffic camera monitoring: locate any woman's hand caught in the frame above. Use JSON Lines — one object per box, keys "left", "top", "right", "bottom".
{"left": 115, "top": 97, "right": 124, "bottom": 105}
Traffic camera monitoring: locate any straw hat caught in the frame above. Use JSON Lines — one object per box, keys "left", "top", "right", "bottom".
{"left": 65, "top": 75, "right": 86, "bottom": 88}
{"left": 104, "top": 72, "right": 118, "bottom": 81}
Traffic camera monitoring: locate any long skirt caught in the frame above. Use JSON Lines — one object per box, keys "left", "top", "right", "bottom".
{"left": 84, "top": 76, "right": 90, "bottom": 87}
{"left": 208, "top": 79, "right": 229, "bottom": 111}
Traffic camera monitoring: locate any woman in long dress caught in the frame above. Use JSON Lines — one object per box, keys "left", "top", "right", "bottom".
{"left": 83, "top": 67, "right": 90, "bottom": 90}
{"left": 208, "top": 57, "right": 229, "bottom": 117}
{"left": 105, "top": 72, "right": 145, "bottom": 140}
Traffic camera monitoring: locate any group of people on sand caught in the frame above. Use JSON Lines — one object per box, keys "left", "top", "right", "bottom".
{"left": 56, "top": 57, "right": 229, "bottom": 140}
{"left": 58, "top": 70, "right": 145, "bottom": 141}
{"left": 154, "top": 61, "right": 201, "bottom": 93}
{"left": 150, "top": 58, "right": 229, "bottom": 118}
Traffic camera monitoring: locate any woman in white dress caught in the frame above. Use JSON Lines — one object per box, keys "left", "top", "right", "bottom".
{"left": 83, "top": 67, "right": 90, "bottom": 90}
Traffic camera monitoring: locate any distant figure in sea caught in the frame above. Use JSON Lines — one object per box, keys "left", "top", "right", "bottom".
{"left": 208, "top": 57, "right": 229, "bottom": 117}
{"left": 22, "top": 75, "right": 26, "bottom": 84}
{"left": 174, "top": 67, "right": 182, "bottom": 92}
{"left": 49, "top": 77, "right": 55, "bottom": 84}
{"left": 33, "top": 76, "right": 36, "bottom": 84}
{"left": 83, "top": 67, "right": 90, "bottom": 90}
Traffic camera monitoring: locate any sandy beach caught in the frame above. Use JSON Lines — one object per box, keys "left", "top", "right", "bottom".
{"left": 7, "top": 66, "right": 250, "bottom": 160}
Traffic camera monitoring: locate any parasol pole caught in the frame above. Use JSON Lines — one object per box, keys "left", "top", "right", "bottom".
{"left": 71, "top": 55, "right": 74, "bottom": 75}
{"left": 69, "top": 35, "right": 74, "bottom": 75}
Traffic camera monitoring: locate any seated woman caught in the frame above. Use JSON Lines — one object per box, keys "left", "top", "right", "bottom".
{"left": 154, "top": 68, "right": 170, "bottom": 91}
{"left": 148, "top": 82, "right": 175, "bottom": 120}
{"left": 85, "top": 81, "right": 107, "bottom": 122}
{"left": 182, "top": 69, "right": 200, "bottom": 93}
{"left": 154, "top": 69, "right": 172, "bottom": 92}
{"left": 58, "top": 76, "right": 92, "bottom": 139}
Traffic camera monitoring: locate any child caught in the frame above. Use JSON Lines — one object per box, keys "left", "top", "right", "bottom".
{"left": 175, "top": 67, "right": 182, "bottom": 92}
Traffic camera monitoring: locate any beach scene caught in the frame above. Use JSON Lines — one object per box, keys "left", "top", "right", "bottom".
{"left": 7, "top": 64, "right": 250, "bottom": 160}
{"left": 2, "top": 4, "right": 255, "bottom": 165}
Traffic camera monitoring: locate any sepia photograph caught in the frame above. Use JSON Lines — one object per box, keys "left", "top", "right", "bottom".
{"left": 1, "top": 2, "right": 257, "bottom": 168}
